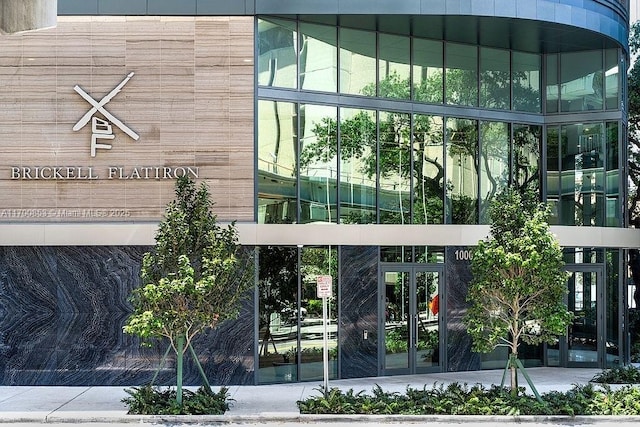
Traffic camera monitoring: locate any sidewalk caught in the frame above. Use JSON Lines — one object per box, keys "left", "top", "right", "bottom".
{"left": 0, "top": 367, "right": 638, "bottom": 424}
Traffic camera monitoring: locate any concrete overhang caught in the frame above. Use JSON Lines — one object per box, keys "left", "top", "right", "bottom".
{"left": 0, "top": 0, "right": 56, "bottom": 35}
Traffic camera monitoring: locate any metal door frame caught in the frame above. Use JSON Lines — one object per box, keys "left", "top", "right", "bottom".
{"left": 379, "top": 264, "right": 445, "bottom": 376}
{"left": 550, "top": 264, "right": 605, "bottom": 368}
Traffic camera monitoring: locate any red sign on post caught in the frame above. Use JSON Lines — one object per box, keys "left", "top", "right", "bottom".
{"left": 316, "top": 275, "right": 332, "bottom": 298}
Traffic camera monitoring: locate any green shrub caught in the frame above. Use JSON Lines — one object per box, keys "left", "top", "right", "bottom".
{"left": 591, "top": 365, "right": 640, "bottom": 384}
{"left": 122, "top": 385, "right": 231, "bottom": 415}
{"left": 297, "top": 382, "right": 640, "bottom": 416}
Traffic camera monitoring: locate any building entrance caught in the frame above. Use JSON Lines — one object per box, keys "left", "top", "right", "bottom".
{"left": 380, "top": 265, "right": 443, "bottom": 375}
{"left": 547, "top": 266, "right": 605, "bottom": 368}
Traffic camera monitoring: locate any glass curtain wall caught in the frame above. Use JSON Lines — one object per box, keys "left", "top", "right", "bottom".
{"left": 513, "top": 124, "right": 542, "bottom": 195}
{"left": 480, "top": 47, "right": 510, "bottom": 110}
{"left": 339, "top": 27, "right": 377, "bottom": 96}
{"left": 257, "top": 18, "right": 297, "bottom": 89}
{"left": 257, "top": 246, "right": 299, "bottom": 383}
{"left": 412, "top": 38, "right": 443, "bottom": 103}
{"left": 446, "top": 118, "right": 478, "bottom": 224}
{"left": 379, "top": 111, "right": 412, "bottom": 224}
{"left": 299, "top": 23, "right": 337, "bottom": 92}
{"left": 412, "top": 115, "right": 444, "bottom": 225}
{"left": 257, "top": 245, "right": 338, "bottom": 384}
{"left": 378, "top": 33, "right": 411, "bottom": 99}
{"left": 257, "top": 100, "right": 298, "bottom": 224}
{"left": 299, "top": 104, "right": 338, "bottom": 223}
{"left": 479, "top": 121, "right": 509, "bottom": 223}
{"left": 559, "top": 123, "right": 606, "bottom": 226}
{"left": 299, "top": 246, "right": 338, "bottom": 381}
{"left": 512, "top": 51, "right": 541, "bottom": 113}
{"left": 445, "top": 43, "right": 478, "bottom": 106}
{"left": 339, "top": 108, "right": 377, "bottom": 224}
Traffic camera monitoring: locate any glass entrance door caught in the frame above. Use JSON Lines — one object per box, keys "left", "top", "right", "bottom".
{"left": 381, "top": 266, "right": 442, "bottom": 375}
{"left": 547, "top": 266, "right": 603, "bottom": 367}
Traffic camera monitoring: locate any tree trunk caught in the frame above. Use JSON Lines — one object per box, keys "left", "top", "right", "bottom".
{"left": 176, "top": 335, "right": 185, "bottom": 407}
{"left": 509, "top": 352, "right": 519, "bottom": 395}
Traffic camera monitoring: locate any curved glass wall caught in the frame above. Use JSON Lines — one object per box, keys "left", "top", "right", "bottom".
{"left": 257, "top": 16, "right": 623, "bottom": 228}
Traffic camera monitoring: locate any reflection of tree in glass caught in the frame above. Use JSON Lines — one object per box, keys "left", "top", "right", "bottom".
{"left": 301, "top": 247, "right": 338, "bottom": 317}
{"left": 447, "top": 119, "right": 479, "bottom": 224}
{"left": 513, "top": 125, "right": 541, "bottom": 194}
{"left": 258, "top": 246, "right": 297, "bottom": 356}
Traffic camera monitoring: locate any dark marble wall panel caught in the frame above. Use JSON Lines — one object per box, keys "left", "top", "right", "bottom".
{"left": 445, "top": 246, "right": 480, "bottom": 372}
{"left": 0, "top": 246, "right": 255, "bottom": 386}
{"left": 339, "top": 246, "right": 378, "bottom": 378}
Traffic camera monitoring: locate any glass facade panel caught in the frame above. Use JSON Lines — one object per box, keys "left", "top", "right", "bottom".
{"left": 560, "top": 50, "right": 604, "bottom": 112}
{"left": 258, "top": 246, "right": 299, "bottom": 383}
{"left": 378, "top": 33, "right": 411, "bottom": 100}
{"left": 379, "top": 111, "right": 412, "bottom": 224}
{"left": 513, "top": 124, "right": 541, "bottom": 195}
{"left": 384, "top": 270, "right": 410, "bottom": 370}
{"left": 479, "top": 121, "right": 509, "bottom": 224}
{"left": 339, "top": 28, "right": 376, "bottom": 96}
{"left": 412, "top": 115, "right": 444, "bottom": 224}
{"left": 339, "top": 108, "right": 377, "bottom": 224}
{"left": 300, "top": 22, "right": 337, "bottom": 92}
{"left": 480, "top": 47, "right": 510, "bottom": 110}
{"left": 258, "top": 18, "right": 297, "bottom": 89}
{"left": 299, "top": 246, "right": 338, "bottom": 381}
{"left": 299, "top": 104, "right": 338, "bottom": 223}
{"left": 512, "top": 51, "right": 541, "bottom": 112}
{"left": 605, "top": 49, "right": 620, "bottom": 110}
{"left": 546, "top": 126, "right": 560, "bottom": 224}
{"left": 412, "top": 38, "right": 443, "bottom": 103}
{"left": 546, "top": 54, "right": 558, "bottom": 113}
{"left": 559, "top": 123, "right": 605, "bottom": 226}
{"left": 446, "top": 118, "right": 478, "bottom": 224}
{"left": 258, "top": 100, "right": 298, "bottom": 224}
{"left": 606, "top": 122, "right": 620, "bottom": 226}
{"left": 445, "top": 43, "right": 478, "bottom": 106}
{"left": 606, "top": 249, "right": 620, "bottom": 367}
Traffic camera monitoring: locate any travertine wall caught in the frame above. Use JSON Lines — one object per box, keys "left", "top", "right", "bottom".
{"left": 0, "top": 16, "right": 254, "bottom": 222}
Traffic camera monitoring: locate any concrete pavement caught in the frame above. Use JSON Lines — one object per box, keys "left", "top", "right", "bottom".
{"left": 1, "top": 367, "right": 639, "bottom": 424}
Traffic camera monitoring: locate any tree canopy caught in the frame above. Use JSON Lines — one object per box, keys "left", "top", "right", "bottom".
{"left": 464, "top": 188, "right": 572, "bottom": 393}
{"left": 124, "top": 177, "right": 254, "bottom": 404}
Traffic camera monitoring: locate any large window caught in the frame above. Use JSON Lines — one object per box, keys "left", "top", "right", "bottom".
{"left": 339, "top": 28, "right": 376, "bottom": 96}
{"left": 512, "top": 51, "right": 541, "bottom": 113}
{"left": 258, "top": 100, "right": 298, "bottom": 224}
{"left": 513, "top": 124, "right": 541, "bottom": 195}
{"left": 560, "top": 50, "right": 604, "bottom": 112}
{"left": 446, "top": 118, "right": 478, "bottom": 224}
{"left": 479, "top": 121, "right": 509, "bottom": 223}
{"left": 300, "top": 23, "right": 337, "bottom": 92}
{"left": 412, "top": 38, "right": 443, "bottom": 103}
{"left": 339, "top": 108, "right": 377, "bottom": 224}
{"left": 480, "top": 47, "right": 510, "bottom": 110}
{"left": 379, "top": 111, "right": 412, "bottom": 224}
{"left": 378, "top": 33, "right": 411, "bottom": 99}
{"left": 445, "top": 43, "right": 478, "bottom": 107}
{"left": 299, "top": 104, "right": 338, "bottom": 223}
{"left": 258, "top": 18, "right": 297, "bottom": 89}
{"left": 257, "top": 245, "right": 338, "bottom": 384}
{"left": 412, "top": 115, "right": 444, "bottom": 224}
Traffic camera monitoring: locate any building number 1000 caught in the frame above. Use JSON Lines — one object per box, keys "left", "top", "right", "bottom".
{"left": 454, "top": 249, "right": 473, "bottom": 261}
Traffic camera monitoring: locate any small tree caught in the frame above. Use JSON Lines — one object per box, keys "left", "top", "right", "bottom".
{"left": 123, "top": 176, "right": 254, "bottom": 406}
{"left": 464, "top": 188, "right": 572, "bottom": 398}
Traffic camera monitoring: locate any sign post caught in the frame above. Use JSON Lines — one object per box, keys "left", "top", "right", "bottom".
{"left": 316, "top": 275, "right": 332, "bottom": 395}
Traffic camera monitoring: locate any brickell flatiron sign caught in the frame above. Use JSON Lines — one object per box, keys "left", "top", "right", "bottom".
{"left": 9, "top": 72, "right": 198, "bottom": 181}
